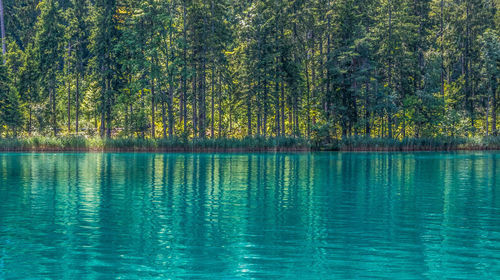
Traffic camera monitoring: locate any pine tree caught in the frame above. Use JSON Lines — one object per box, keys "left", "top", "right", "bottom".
{"left": 68, "top": 0, "right": 92, "bottom": 134}
{"left": 91, "top": 0, "right": 121, "bottom": 138}
{"left": 34, "top": 0, "right": 65, "bottom": 136}
{"left": 0, "top": 60, "right": 22, "bottom": 136}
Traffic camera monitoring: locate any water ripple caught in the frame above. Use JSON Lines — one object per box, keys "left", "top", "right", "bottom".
{"left": 0, "top": 152, "right": 498, "bottom": 279}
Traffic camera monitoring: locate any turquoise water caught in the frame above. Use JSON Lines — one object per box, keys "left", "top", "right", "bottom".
{"left": 0, "top": 152, "right": 499, "bottom": 279}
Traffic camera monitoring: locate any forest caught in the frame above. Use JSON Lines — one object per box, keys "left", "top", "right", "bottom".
{"left": 0, "top": 0, "right": 499, "bottom": 146}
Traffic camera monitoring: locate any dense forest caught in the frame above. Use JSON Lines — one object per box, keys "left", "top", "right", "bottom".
{"left": 0, "top": 0, "right": 498, "bottom": 141}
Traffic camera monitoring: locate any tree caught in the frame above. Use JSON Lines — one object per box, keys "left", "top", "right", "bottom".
{"left": 0, "top": 60, "right": 22, "bottom": 135}
{"left": 68, "top": 0, "right": 92, "bottom": 134}
{"left": 0, "top": 0, "right": 6, "bottom": 61}
{"left": 91, "top": 0, "right": 121, "bottom": 138}
{"left": 480, "top": 29, "right": 500, "bottom": 136}
{"left": 34, "top": 0, "right": 65, "bottom": 136}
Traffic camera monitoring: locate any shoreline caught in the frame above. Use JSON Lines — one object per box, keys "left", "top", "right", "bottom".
{"left": 0, "top": 147, "right": 498, "bottom": 153}
{"left": 0, "top": 136, "right": 498, "bottom": 152}
{"left": 0, "top": 147, "right": 312, "bottom": 153}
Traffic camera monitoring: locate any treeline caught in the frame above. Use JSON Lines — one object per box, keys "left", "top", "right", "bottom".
{"left": 0, "top": 0, "right": 498, "bottom": 140}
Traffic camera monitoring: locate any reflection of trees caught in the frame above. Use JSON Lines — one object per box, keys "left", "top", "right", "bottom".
{"left": 0, "top": 152, "right": 499, "bottom": 278}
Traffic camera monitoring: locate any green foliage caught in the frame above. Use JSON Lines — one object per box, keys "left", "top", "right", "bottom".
{"left": 0, "top": 61, "right": 23, "bottom": 135}
{"left": 0, "top": 0, "right": 497, "bottom": 148}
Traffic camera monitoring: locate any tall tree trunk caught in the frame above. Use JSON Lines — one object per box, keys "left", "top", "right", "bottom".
{"left": 52, "top": 86, "right": 57, "bottom": 137}
{"left": 199, "top": 18, "right": 207, "bottom": 139}
{"left": 182, "top": 0, "right": 188, "bottom": 133}
{"left": 486, "top": 95, "right": 490, "bottom": 136}
{"left": 210, "top": 0, "right": 215, "bottom": 139}
{"left": 211, "top": 66, "right": 215, "bottom": 138}
{"left": 106, "top": 79, "right": 111, "bottom": 138}
{"left": 311, "top": 30, "right": 316, "bottom": 127}
{"left": 168, "top": 79, "right": 174, "bottom": 138}
{"left": 151, "top": 80, "right": 155, "bottom": 138}
{"left": 218, "top": 70, "right": 222, "bottom": 138}
{"left": 263, "top": 78, "right": 268, "bottom": 137}
{"left": 493, "top": 79, "right": 498, "bottom": 136}
{"left": 465, "top": 1, "right": 473, "bottom": 130}
{"left": 440, "top": 0, "right": 444, "bottom": 98}
{"left": 163, "top": 31, "right": 170, "bottom": 139}
{"left": 199, "top": 62, "right": 206, "bottom": 138}
{"left": 100, "top": 106, "right": 105, "bottom": 137}
{"left": 160, "top": 86, "right": 166, "bottom": 139}
{"left": 166, "top": 26, "right": 175, "bottom": 139}
{"left": 67, "top": 80, "right": 71, "bottom": 133}
{"left": 275, "top": 58, "right": 280, "bottom": 137}
{"left": 67, "top": 43, "right": 71, "bottom": 133}
{"left": 76, "top": 72, "right": 80, "bottom": 134}
{"left": 28, "top": 104, "right": 32, "bottom": 136}
{"left": 365, "top": 80, "right": 371, "bottom": 136}
{"left": 193, "top": 72, "right": 197, "bottom": 136}
{"left": 305, "top": 45, "right": 311, "bottom": 138}
{"left": 319, "top": 34, "right": 325, "bottom": 115}
{"left": 274, "top": 18, "right": 280, "bottom": 137}
{"left": 255, "top": 36, "right": 266, "bottom": 136}
{"left": 247, "top": 89, "right": 252, "bottom": 136}
{"left": 0, "top": 0, "right": 5, "bottom": 63}
{"left": 326, "top": 11, "right": 331, "bottom": 119}
{"left": 161, "top": 90, "right": 167, "bottom": 138}
{"left": 281, "top": 81, "right": 285, "bottom": 136}
{"left": 387, "top": 0, "right": 393, "bottom": 139}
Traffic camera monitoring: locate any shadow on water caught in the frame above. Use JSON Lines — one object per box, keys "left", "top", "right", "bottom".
{"left": 0, "top": 152, "right": 499, "bottom": 279}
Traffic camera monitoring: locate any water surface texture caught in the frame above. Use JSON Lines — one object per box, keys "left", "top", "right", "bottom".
{"left": 0, "top": 152, "right": 499, "bottom": 279}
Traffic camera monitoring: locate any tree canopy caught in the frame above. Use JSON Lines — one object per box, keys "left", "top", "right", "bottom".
{"left": 0, "top": 0, "right": 498, "bottom": 140}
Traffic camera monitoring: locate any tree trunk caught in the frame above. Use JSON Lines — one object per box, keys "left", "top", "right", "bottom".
{"left": 51, "top": 85, "right": 57, "bottom": 137}
{"left": 247, "top": 90, "right": 252, "bottom": 136}
{"left": 167, "top": 28, "right": 174, "bottom": 139}
{"left": 76, "top": 72, "right": 80, "bottom": 134}
{"left": 200, "top": 44, "right": 207, "bottom": 139}
{"left": 486, "top": 95, "right": 490, "bottom": 136}
{"left": 365, "top": 79, "right": 371, "bottom": 136}
{"left": 218, "top": 70, "right": 222, "bottom": 138}
{"left": 67, "top": 43, "right": 71, "bottom": 133}
{"left": 193, "top": 73, "right": 197, "bottom": 136}
{"left": 275, "top": 59, "right": 280, "bottom": 137}
{"left": 493, "top": 79, "right": 498, "bottom": 135}
{"left": 263, "top": 78, "right": 268, "bottom": 137}
{"left": 305, "top": 47, "right": 311, "bottom": 138}
{"left": 211, "top": 66, "right": 215, "bottom": 138}
{"left": 67, "top": 79, "right": 71, "bottom": 133}
{"left": 151, "top": 80, "right": 155, "bottom": 138}
{"left": 0, "top": 0, "right": 5, "bottom": 63}
{"left": 274, "top": 19, "right": 280, "bottom": 137}
{"left": 163, "top": 43, "right": 169, "bottom": 139}
{"left": 162, "top": 90, "right": 167, "bottom": 138}
{"left": 387, "top": 0, "right": 393, "bottom": 139}
{"left": 168, "top": 84, "right": 174, "bottom": 138}
{"left": 281, "top": 81, "right": 285, "bottom": 136}
{"left": 440, "top": 0, "right": 444, "bottom": 98}
{"left": 182, "top": 0, "right": 188, "bottom": 133}
{"left": 106, "top": 79, "right": 111, "bottom": 138}
{"left": 465, "top": 2, "right": 473, "bottom": 129}
{"left": 210, "top": 0, "right": 215, "bottom": 139}
{"left": 326, "top": 12, "right": 331, "bottom": 119}
{"left": 28, "top": 104, "right": 32, "bottom": 136}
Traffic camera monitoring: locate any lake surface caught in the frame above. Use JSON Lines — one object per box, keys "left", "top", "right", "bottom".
{"left": 0, "top": 152, "right": 499, "bottom": 279}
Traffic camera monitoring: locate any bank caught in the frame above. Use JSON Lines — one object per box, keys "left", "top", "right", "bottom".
{"left": 0, "top": 136, "right": 499, "bottom": 152}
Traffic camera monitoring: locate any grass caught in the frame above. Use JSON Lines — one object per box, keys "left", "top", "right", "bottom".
{"left": 0, "top": 135, "right": 499, "bottom": 152}
{"left": 322, "top": 136, "right": 500, "bottom": 151}
{"left": 0, "top": 136, "right": 311, "bottom": 152}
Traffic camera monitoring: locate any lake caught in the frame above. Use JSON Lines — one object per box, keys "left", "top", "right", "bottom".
{"left": 0, "top": 152, "right": 499, "bottom": 279}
